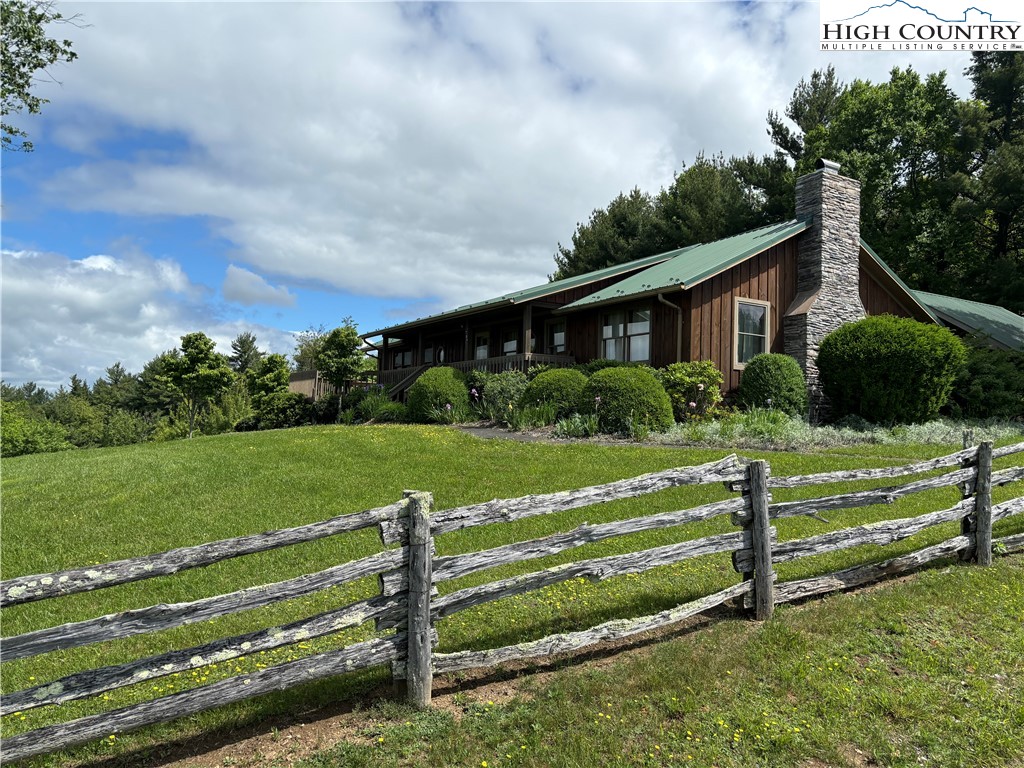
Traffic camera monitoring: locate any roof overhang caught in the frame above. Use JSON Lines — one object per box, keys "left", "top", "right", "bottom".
{"left": 859, "top": 240, "right": 939, "bottom": 324}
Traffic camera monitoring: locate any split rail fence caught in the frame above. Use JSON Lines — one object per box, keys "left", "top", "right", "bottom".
{"left": 2, "top": 441, "right": 1023, "bottom": 762}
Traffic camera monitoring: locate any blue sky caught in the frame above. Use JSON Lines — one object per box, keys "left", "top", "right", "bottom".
{"left": 1, "top": 1, "right": 970, "bottom": 389}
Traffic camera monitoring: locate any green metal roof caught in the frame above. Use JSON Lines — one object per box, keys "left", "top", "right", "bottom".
{"left": 915, "top": 291, "right": 1024, "bottom": 350}
{"left": 558, "top": 220, "right": 809, "bottom": 312}
{"left": 362, "top": 249, "right": 685, "bottom": 338}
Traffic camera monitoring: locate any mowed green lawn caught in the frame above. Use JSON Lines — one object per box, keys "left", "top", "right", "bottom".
{"left": 1, "top": 425, "right": 1022, "bottom": 767}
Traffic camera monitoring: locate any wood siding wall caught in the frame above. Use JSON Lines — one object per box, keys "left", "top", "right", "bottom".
{"left": 687, "top": 239, "right": 799, "bottom": 392}
{"left": 859, "top": 265, "right": 916, "bottom": 318}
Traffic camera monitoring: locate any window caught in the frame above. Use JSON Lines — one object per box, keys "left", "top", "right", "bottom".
{"left": 392, "top": 349, "right": 413, "bottom": 369}
{"left": 474, "top": 332, "right": 490, "bottom": 360}
{"left": 547, "top": 321, "right": 566, "bottom": 355}
{"left": 601, "top": 308, "right": 650, "bottom": 363}
{"left": 502, "top": 329, "right": 518, "bottom": 356}
{"left": 735, "top": 298, "right": 770, "bottom": 368}
{"left": 423, "top": 345, "right": 434, "bottom": 365}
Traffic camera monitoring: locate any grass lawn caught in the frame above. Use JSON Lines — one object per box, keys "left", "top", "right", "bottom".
{"left": 1, "top": 424, "right": 1022, "bottom": 767}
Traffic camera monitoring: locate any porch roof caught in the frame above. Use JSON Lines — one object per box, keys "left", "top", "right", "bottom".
{"left": 557, "top": 220, "right": 809, "bottom": 312}
{"left": 915, "top": 291, "right": 1024, "bottom": 350}
{"left": 362, "top": 248, "right": 692, "bottom": 338}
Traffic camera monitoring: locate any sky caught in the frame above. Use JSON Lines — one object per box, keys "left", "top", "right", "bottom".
{"left": 0, "top": 0, "right": 977, "bottom": 390}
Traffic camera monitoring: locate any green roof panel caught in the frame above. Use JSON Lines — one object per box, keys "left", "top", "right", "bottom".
{"left": 559, "top": 220, "right": 809, "bottom": 312}
{"left": 363, "top": 249, "right": 684, "bottom": 337}
{"left": 915, "top": 291, "right": 1024, "bottom": 350}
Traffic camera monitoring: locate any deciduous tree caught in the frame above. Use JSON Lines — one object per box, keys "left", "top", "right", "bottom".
{"left": 165, "top": 332, "right": 234, "bottom": 438}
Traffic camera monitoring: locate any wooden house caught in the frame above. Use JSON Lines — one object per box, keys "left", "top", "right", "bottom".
{"left": 362, "top": 160, "right": 1020, "bottom": 411}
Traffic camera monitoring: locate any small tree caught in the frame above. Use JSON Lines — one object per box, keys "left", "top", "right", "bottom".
{"left": 316, "top": 319, "right": 368, "bottom": 389}
{"left": 292, "top": 324, "right": 327, "bottom": 371}
{"left": 165, "top": 332, "right": 235, "bottom": 438}
{"left": 228, "top": 331, "right": 264, "bottom": 373}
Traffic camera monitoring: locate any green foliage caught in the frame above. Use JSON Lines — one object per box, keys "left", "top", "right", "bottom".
{"left": 479, "top": 370, "right": 528, "bottom": 423}
{"left": 246, "top": 353, "right": 291, "bottom": 401}
{"left": 1, "top": 0, "right": 78, "bottom": 151}
{"left": 519, "top": 368, "right": 588, "bottom": 419}
{"left": 98, "top": 407, "right": 151, "bottom": 447}
{"left": 316, "top": 319, "right": 368, "bottom": 389}
{"left": 553, "top": 412, "right": 600, "bottom": 438}
{"left": 584, "top": 366, "right": 674, "bottom": 435}
{"left": 310, "top": 393, "right": 341, "bottom": 425}
{"left": 356, "top": 390, "right": 407, "bottom": 423}
{"left": 818, "top": 316, "right": 967, "bottom": 425}
{"left": 406, "top": 367, "right": 469, "bottom": 423}
{"left": 657, "top": 360, "right": 725, "bottom": 421}
{"left": 292, "top": 324, "right": 327, "bottom": 372}
{"left": 947, "top": 341, "right": 1024, "bottom": 420}
{"left": 737, "top": 353, "right": 808, "bottom": 417}
{"left": 253, "top": 391, "right": 313, "bottom": 430}
{"left": 574, "top": 358, "right": 634, "bottom": 376}
{"left": 506, "top": 401, "right": 559, "bottom": 431}
{"left": 133, "top": 350, "right": 180, "bottom": 418}
{"left": 165, "top": 333, "right": 235, "bottom": 438}
{"left": 228, "top": 332, "right": 264, "bottom": 373}
{"left": 45, "top": 393, "right": 103, "bottom": 447}
{"left": 525, "top": 364, "right": 552, "bottom": 380}
{"left": 0, "top": 400, "right": 71, "bottom": 456}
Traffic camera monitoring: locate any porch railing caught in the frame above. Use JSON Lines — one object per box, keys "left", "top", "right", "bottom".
{"left": 448, "top": 352, "right": 575, "bottom": 376}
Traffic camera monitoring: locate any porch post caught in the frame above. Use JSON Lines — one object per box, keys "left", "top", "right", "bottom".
{"left": 523, "top": 305, "right": 534, "bottom": 357}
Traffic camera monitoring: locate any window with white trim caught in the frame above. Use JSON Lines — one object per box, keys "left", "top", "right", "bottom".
{"left": 547, "top": 321, "right": 566, "bottom": 355}
{"left": 735, "top": 298, "right": 770, "bottom": 368}
{"left": 601, "top": 308, "right": 650, "bottom": 363}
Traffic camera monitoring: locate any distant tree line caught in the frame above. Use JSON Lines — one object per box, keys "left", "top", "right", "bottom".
{"left": 553, "top": 53, "right": 1024, "bottom": 314}
{"left": 1, "top": 319, "right": 373, "bottom": 457}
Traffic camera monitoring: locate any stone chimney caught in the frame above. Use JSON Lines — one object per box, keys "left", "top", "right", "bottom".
{"left": 784, "top": 159, "right": 866, "bottom": 419}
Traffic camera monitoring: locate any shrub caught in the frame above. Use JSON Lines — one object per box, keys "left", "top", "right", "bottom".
{"left": 583, "top": 366, "right": 674, "bottom": 435}
{"left": 480, "top": 370, "right": 529, "bottom": 422}
{"left": 947, "top": 341, "right": 1024, "bottom": 420}
{"left": 737, "top": 353, "right": 808, "bottom": 417}
{"left": 254, "top": 391, "right": 314, "bottom": 430}
{"left": 0, "top": 401, "right": 73, "bottom": 457}
{"left": 817, "top": 315, "right": 967, "bottom": 424}
{"left": 574, "top": 358, "right": 636, "bottom": 376}
{"left": 311, "top": 393, "right": 342, "bottom": 424}
{"left": 526, "top": 364, "right": 552, "bottom": 380}
{"left": 463, "top": 369, "right": 493, "bottom": 403}
{"left": 657, "top": 361, "right": 724, "bottom": 421}
{"left": 406, "top": 367, "right": 469, "bottom": 423}
{"left": 519, "top": 368, "right": 588, "bottom": 419}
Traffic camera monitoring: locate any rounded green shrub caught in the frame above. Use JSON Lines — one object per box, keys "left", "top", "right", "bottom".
{"left": 519, "top": 368, "right": 589, "bottom": 419}
{"left": 406, "top": 366, "right": 470, "bottom": 423}
{"left": 817, "top": 316, "right": 967, "bottom": 424}
{"left": 254, "top": 391, "right": 314, "bottom": 430}
{"left": 737, "top": 353, "right": 808, "bottom": 416}
{"left": 658, "top": 360, "right": 725, "bottom": 421}
{"left": 583, "top": 366, "right": 674, "bottom": 435}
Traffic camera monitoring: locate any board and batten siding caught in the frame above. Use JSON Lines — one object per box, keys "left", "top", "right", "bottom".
{"left": 686, "top": 238, "right": 799, "bottom": 392}
{"left": 858, "top": 263, "right": 916, "bottom": 318}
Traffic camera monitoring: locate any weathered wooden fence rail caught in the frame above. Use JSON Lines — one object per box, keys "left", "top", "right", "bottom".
{"left": 2, "top": 443, "right": 1023, "bottom": 762}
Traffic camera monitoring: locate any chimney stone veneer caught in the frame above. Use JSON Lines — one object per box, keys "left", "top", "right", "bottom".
{"left": 784, "top": 161, "right": 866, "bottom": 419}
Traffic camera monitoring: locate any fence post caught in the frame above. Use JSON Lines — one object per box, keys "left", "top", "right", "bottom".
{"left": 405, "top": 490, "right": 434, "bottom": 708}
{"left": 975, "top": 441, "right": 993, "bottom": 567}
{"left": 748, "top": 460, "right": 774, "bottom": 621}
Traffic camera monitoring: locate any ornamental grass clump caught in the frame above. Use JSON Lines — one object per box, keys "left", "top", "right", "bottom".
{"left": 817, "top": 316, "right": 967, "bottom": 425}
{"left": 583, "top": 366, "right": 674, "bottom": 435}
{"left": 737, "top": 353, "right": 808, "bottom": 417}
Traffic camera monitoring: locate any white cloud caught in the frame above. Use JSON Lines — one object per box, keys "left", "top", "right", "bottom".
{"left": 222, "top": 264, "right": 296, "bottom": 307}
{"left": 0, "top": 248, "right": 295, "bottom": 389}
{"left": 5, "top": 0, "right": 975, "bottom": 387}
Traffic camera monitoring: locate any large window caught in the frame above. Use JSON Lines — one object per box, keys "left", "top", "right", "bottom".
{"left": 547, "top": 321, "right": 566, "bottom": 355}
{"left": 601, "top": 308, "right": 650, "bottom": 363}
{"left": 392, "top": 349, "right": 413, "bottom": 369}
{"left": 474, "top": 332, "right": 490, "bottom": 360}
{"left": 735, "top": 298, "right": 770, "bottom": 368}
{"left": 502, "top": 329, "right": 518, "bottom": 356}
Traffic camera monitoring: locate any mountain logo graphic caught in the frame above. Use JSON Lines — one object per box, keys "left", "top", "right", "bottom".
{"left": 831, "top": 1, "right": 1016, "bottom": 24}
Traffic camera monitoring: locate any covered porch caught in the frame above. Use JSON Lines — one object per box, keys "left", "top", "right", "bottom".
{"left": 378, "top": 352, "right": 575, "bottom": 399}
